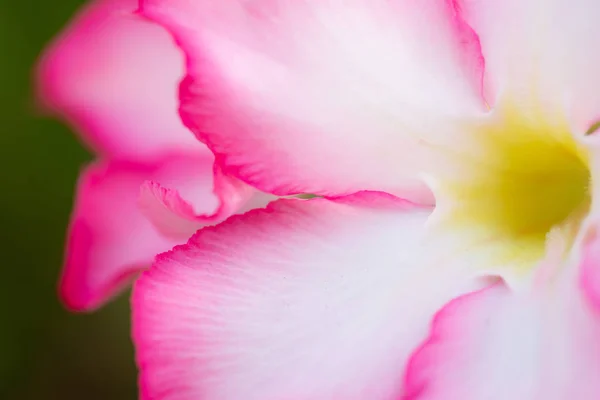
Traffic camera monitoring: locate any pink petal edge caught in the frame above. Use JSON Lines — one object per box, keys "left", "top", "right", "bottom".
{"left": 402, "top": 235, "right": 600, "bottom": 400}
{"left": 60, "top": 160, "right": 179, "bottom": 311}
{"left": 61, "top": 152, "right": 223, "bottom": 311}
{"left": 137, "top": 0, "right": 485, "bottom": 200}
{"left": 131, "top": 190, "right": 497, "bottom": 399}
{"left": 36, "top": 0, "right": 202, "bottom": 160}
{"left": 138, "top": 166, "right": 256, "bottom": 239}
{"left": 401, "top": 283, "right": 501, "bottom": 400}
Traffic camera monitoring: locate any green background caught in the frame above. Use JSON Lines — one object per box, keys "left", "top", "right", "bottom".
{"left": 1, "top": 0, "right": 137, "bottom": 398}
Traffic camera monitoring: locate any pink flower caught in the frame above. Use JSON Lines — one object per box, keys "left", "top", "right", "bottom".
{"left": 36, "top": 0, "right": 261, "bottom": 312}
{"left": 130, "top": 1, "right": 600, "bottom": 399}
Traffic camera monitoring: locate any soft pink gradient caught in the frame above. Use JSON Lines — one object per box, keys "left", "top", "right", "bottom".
{"left": 580, "top": 223, "right": 600, "bottom": 313}
{"left": 138, "top": 166, "right": 256, "bottom": 239}
{"left": 403, "top": 255, "right": 600, "bottom": 400}
{"left": 459, "top": 0, "right": 600, "bottom": 132}
{"left": 124, "top": 0, "right": 600, "bottom": 398}
{"left": 37, "top": 0, "right": 255, "bottom": 311}
{"left": 37, "top": 0, "right": 200, "bottom": 159}
{"left": 133, "top": 192, "right": 485, "bottom": 400}
{"left": 61, "top": 157, "right": 206, "bottom": 311}
{"left": 139, "top": 0, "right": 486, "bottom": 201}
{"left": 401, "top": 285, "right": 496, "bottom": 400}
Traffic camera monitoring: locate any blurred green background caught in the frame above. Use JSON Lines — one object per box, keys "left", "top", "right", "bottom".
{"left": 1, "top": 1, "right": 137, "bottom": 398}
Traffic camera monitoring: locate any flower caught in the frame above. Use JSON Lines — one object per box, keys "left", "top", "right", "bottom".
{"left": 36, "top": 0, "right": 261, "bottom": 312}
{"left": 128, "top": 0, "right": 600, "bottom": 398}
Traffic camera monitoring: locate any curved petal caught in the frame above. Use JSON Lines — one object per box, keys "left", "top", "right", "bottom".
{"left": 133, "top": 193, "right": 486, "bottom": 400}
{"left": 138, "top": 168, "right": 267, "bottom": 239}
{"left": 62, "top": 154, "right": 217, "bottom": 312}
{"left": 140, "top": 0, "right": 486, "bottom": 198}
{"left": 460, "top": 0, "right": 600, "bottom": 132}
{"left": 403, "top": 244, "right": 600, "bottom": 400}
{"left": 36, "top": 0, "right": 202, "bottom": 160}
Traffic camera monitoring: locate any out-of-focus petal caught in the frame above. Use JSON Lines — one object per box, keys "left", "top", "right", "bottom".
{"left": 37, "top": 0, "right": 201, "bottom": 160}
{"left": 580, "top": 221, "right": 600, "bottom": 312}
{"left": 39, "top": 0, "right": 260, "bottom": 311}
{"left": 62, "top": 154, "right": 217, "bottom": 311}
{"left": 403, "top": 237, "right": 600, "bottom": 400}
{"left": 140, "top": 0, "right": 486, "bottom": 198}
{"left": 460, "top": 0, "right": 600, "bottom": 133}
{"left": 133, "top": 192, "right": 485, "bottom": 400}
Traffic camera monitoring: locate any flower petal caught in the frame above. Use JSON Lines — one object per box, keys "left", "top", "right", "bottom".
{"left": 403, "top": 246, "right": 600, "bottom": 400}
{"left": 138, "top": 168, "right": 271, "bottom": 239}
{"left": 580, "top": 221, "right": 600, "bottom": 312}
{"left": 36, "top": 0, "right": 201, "bottom": 160}
{"left": 62, "top": 155, "right": 216, "bottom": 311}
{"left": 140, "top": 0, "right": 486, "bottom": 198}
{"left": 133, "top": 192, "right": 485, "bottom": 400}
{"left": 460, "top": 0, "right": 600, "bottom": 132}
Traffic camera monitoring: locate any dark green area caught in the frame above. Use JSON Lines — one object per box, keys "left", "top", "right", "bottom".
{"left": 1, "top": 1, "right": 137, "bottom": 398}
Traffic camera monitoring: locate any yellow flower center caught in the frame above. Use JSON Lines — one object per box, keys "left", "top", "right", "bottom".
{"left": 428, "top": 105, "right": 591, "bottom": 274}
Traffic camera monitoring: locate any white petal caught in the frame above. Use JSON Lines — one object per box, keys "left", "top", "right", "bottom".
{"left": 133, "top": 193, "right": 483, "bottom": 400}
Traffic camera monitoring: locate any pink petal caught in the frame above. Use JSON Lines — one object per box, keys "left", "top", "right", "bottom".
{"left": 133, "top": 192, "right": 485, "bottom": 400}
{"left": 139, "top": 0, "right": 486, "bottom": 199}
{"left": 39, "top": 0, "right": 258, "bottom": 311}
{"left": 460, "top": 0, "right": 600, "bottom": 133}
{"left": 36, "top": 0, "right": 202, "bottom": 160}
{"left": 138, "top": 167, "right": 267, "bottom": 239}
{"left": 580, "top": 222, "right": 600, "bottom": 312}
{"left": 403, "top": 245, "right": 600, "bottom": 400}
{"left": 62, "top": 154, "right": 217, "bottom": 312}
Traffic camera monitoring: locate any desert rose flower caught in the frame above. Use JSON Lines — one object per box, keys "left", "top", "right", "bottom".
{"left": 36, "top": 0, "right": 259, "bottom": 312}
{"left": 130, "top": 0, "right": 600, "bottom": 399}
